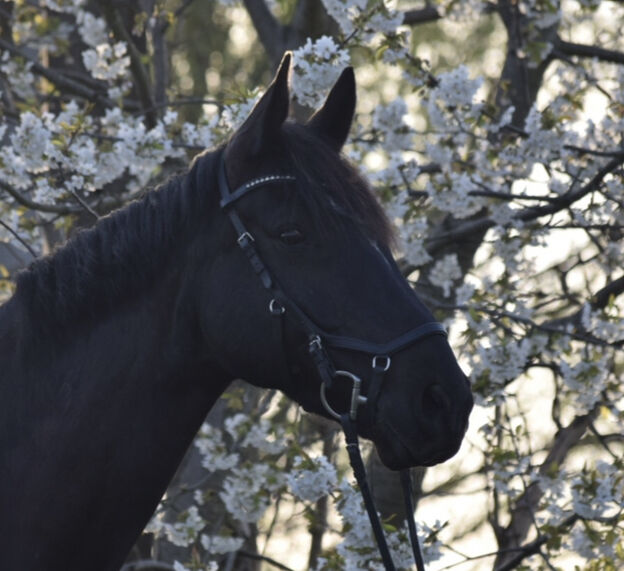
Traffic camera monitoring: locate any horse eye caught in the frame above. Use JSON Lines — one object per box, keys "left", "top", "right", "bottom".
{"left": 279, "top": 229, "right": 305, "bottom": 245}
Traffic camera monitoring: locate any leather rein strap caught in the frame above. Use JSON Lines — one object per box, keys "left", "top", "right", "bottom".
{"left": 218, "top": 154, "right": 443, "bottom": 570}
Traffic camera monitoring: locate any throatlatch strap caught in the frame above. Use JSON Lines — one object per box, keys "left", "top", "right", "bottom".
{"left": 341, "top": 414, "right": 397, "bottom": 571}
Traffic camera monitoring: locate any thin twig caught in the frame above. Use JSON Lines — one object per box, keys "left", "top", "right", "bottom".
{"left": 0, "top": 180, "right": 81, "bottom": 215}
{"left": 0, "top": 219, "right": 37, "bottom": 259}
{"left": 67, "top": 189, "right": 100, "bottom": 220}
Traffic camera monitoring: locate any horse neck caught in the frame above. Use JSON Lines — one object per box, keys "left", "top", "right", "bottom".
{"left": 0, "top": 166, "right": 233, "bottom": 571}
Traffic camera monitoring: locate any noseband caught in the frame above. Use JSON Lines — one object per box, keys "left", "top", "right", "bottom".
{"left": 218, "top": 154, "right": 445, "bottom": 570}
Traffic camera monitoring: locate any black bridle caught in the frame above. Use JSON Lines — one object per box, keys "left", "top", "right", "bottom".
{"left": 218, "top": 154, "right": 446, "bottom": 570}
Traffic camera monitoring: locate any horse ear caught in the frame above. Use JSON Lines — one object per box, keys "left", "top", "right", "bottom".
{"left": 230, "top": 52, "right": 291, "bottom": 156}
{"left": 307, "top": 67, "right": 356, "bottom": 151}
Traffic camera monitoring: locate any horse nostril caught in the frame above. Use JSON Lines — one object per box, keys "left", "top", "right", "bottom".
{"left": 423, "top": 384, "right": 450, "bottom": 411}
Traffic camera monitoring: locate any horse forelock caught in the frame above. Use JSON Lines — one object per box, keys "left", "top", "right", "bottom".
{"left": 282, "top": 123, "right": 396, "bottom": 251}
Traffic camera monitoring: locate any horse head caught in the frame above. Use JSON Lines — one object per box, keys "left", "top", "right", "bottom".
{"left": 201, "top": 53, "right": 473, "bottom": 470}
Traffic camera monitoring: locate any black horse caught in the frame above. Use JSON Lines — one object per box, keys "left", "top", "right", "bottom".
{"left": 0, "top": 54, "right": 472, "bottom": 570}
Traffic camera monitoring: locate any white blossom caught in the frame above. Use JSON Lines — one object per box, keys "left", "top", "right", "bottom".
{"left": 40, "top": 0, "right": 85, "bottom": 13}
{"left": 76, "top": 11, "right": 108, "bottom": 48}
{"left": 286, "top": 455, "right": 337, "bottom": 502}
{"left": 560, "top": 353, "right": 610, "bottom": 414}
{"left": 220, "top": 464, "right": 285, "bottom": 523}
{"left": 82, "top": 42, "right": 131, "bottom": 82}
{"left": 0, "top": 51, "right": 36, "bottom": 100}
{"left": 429, "top": 254, "right": 462, "bottom": 297}
{"left": 200, "top": 534, "right": 244, "bottom": 554}
{"left": 571, "top": 461, "right": 624, "bottom": 519}
{"left": 225, "top": 413, "right": 286, "bottom": 454}
{"left": 428, "top": 171, "right": 484, "bottom": 218}
{"left": 194, "top": 422, "right": 240, "bottom": 472}
{"left": 456, "top": 282, "right": 476, "bottom": 306}
{"left": 427, "top": 65, "right": 483, "bottom": 117}
{"left": 321, "top": 0, "right": 367, "bottom": 35}
{"left": 335, "top": 481, "right": 441, "bottom": 569}
{"left": 580, "top": 303, "right": 624, "bottom": 344}
{"left": 372, "top": 99, "right": 412, "bottom": 151}
{"left": 5, "top": 112, "right": 53, "bottom": 173}
{"left": 402, "top": 215, "right": 432, "bottom": 268}
{"left": 147, "top": 507, "right": 206, "bottom": 548}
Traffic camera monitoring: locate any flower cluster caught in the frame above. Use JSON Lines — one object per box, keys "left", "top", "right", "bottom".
{"left": 286, "top": 455, "right": 337, "bottom": 502}
{"left": 291, "top": 36, "right": 350, "bottom": 107}
{"left": 428, "top": 254, "right": 462, "bottom": 298}
{"left": 220, "top": 463, "right": 286, "bottom": 523}
{"left": 322, "top": 0, "right": 403, "bottom": 39}
{"left": 82, "top": 42, "right": 130, "bottom": 82}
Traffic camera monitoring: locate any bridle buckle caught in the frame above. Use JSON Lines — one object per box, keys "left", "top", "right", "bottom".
{"left": 269, "top": 298, "right": 285, "bottom": 315}
{"left": 309, "top": 335, "right": 322, "bottom": 351}
{"left": 372, "top": 355, "right": 391, "bottom": 372}
{"left": 237, "top": 231, "right": 254, "bottom": 247}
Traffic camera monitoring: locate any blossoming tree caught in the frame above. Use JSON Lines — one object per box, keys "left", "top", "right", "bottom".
{"left": 1, "top": 0, "right": 623, "bottom": 570}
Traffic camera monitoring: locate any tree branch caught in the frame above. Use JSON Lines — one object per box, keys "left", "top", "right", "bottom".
{"left": 242, "top": 0, "right": 284, "bottom": 63}
{"left": 494, "top": 0, "right": 557, "bottom": 127}
{"left": 590, "top": 274, "right": 624, "bottom": 311}
{"left": 97, "top": 2, "right": 156, "bottom": 128}
{"left": 518, "top": 155, "right": 624, "bottom": 221}
{"left": 402, "top": 6, "right": 442, "bottom": 25}
{"left": 554, "top": 37, "right": 624, "bottom": 65}
{"left": 150, "top": 12, "right": 169, "bottom": 112}
{"left": 425, "top": 154, "right": 624, "bottom": 257}
{"left": 494, "top": 534, "right": 549, "bottom": 571}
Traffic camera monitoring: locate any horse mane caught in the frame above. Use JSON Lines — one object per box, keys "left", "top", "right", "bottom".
{"left": 12, "top": 147, "right": 221, "bottom": 327}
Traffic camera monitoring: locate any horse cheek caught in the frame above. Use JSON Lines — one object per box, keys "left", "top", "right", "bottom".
{"left": 197, "top": 258, "right": 282, "bottom": 384}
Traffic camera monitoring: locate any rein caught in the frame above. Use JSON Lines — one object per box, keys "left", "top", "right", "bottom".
{"left": 218, "top": 155, "right": 445, "bottom": 570}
